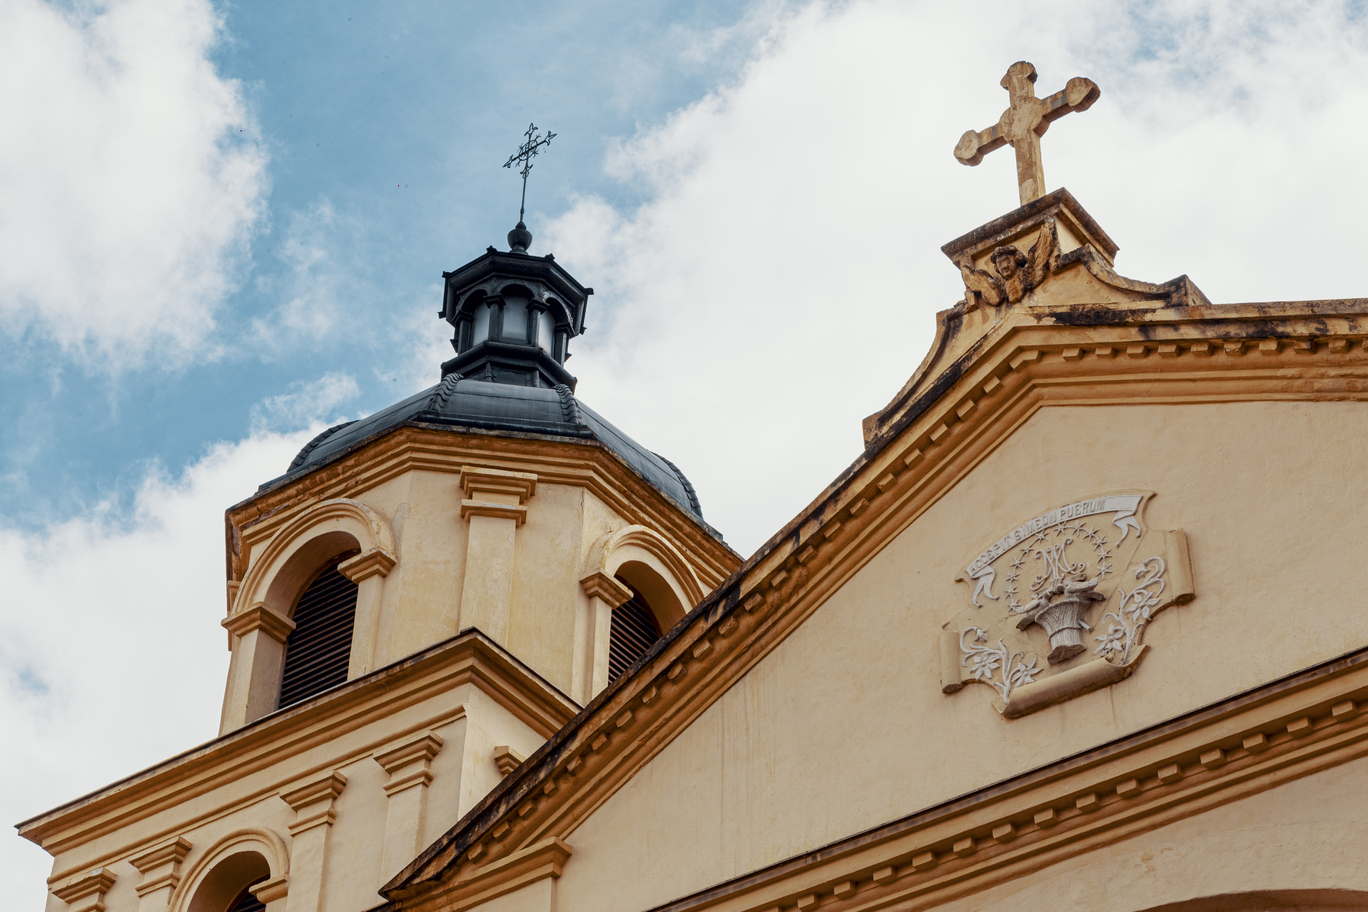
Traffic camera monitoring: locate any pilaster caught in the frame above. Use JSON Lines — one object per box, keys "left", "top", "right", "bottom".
{"left": 220, "top": 604, "right": 296, "bottom": 733}
{"left": 374, "top": 732, "right": 445, "bottom": 880}
{"left": 339, "top": 547, "right": 398, "bottom": 678}
{"left": 458, "top": 466, "right": 537, "bottom": 644}
{"left": 129, "top": 836, "right": 192, "bottom": 912}
{"left": 52, "top": 867, "right": 116, "bottom": 912}
{"left": 280, "top": 771, "right": 347, "bottom": 912}
{"left": 575, "top": 572, "right": 632, "bottom": 703}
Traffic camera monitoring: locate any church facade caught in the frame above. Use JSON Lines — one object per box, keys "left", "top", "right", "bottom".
{"left": 20, "top": 63, "right": 1368, "bottom": 912}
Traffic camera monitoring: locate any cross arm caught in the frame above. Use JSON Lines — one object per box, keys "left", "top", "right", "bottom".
{"left": 1037, "top": 77, "right": 1100, "bottom": 131}
{"left": 954, "top": 123, "right": 1006, "bottom": 167}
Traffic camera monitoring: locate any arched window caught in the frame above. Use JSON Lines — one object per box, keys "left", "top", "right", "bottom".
{"left": 279, "top": 552, "right": 359, "bottom": 708}
{"left": 608, "top": 581, "right": 663, "bottom": 682}
{"left": 183, "top": 845, "right": 275, "bottom": 912}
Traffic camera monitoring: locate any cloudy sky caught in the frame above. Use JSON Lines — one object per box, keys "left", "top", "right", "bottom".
{"left": 6, "top": 0, "right": 1368, "bottom": 904}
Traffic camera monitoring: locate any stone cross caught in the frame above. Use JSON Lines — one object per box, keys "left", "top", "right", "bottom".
{"left": 954, "top": 62, "right": 1099, "bottom": 206}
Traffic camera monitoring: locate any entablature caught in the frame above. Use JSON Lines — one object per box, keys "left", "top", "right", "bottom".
{"left": 227, "top": 426, "right": 737, "bottom": 603}
{"left": 17, "top": 632, "right": 577, "bottom": 862}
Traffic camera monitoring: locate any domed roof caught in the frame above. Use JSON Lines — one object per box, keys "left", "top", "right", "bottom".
{"left": 264, "top": 376, "right": 711, "bottom": 530}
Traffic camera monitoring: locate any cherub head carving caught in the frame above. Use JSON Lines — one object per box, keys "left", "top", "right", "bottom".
{"left": 956, "top": 217, "right": 1060, "bottom": 310}
{"left": 990, "top": 245, "right": 1028, "bottom": 280}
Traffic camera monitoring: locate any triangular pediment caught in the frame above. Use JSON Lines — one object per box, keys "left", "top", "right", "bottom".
{"left": 381, "top": 193, "right": 1368, "bottom": 911}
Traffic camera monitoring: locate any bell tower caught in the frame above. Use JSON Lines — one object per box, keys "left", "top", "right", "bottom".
{"left": 19, "top": 209, "right": 740, "bottom": 912}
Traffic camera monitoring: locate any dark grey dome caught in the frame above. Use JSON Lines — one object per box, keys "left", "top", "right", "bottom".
{"left": 266, "top": 377, "right": 709, "bottom": 528}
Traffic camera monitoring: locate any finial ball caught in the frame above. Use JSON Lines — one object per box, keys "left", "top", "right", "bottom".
{"left": 508, "top": 221, "right": 533, "bottom": 253}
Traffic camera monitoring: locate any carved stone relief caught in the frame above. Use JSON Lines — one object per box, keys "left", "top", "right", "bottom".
{"left": 956, "top": 216, "right": 1059, "bottom": 309}
{"left": 940, "top": 492, "right": 1193, "bottom": 718}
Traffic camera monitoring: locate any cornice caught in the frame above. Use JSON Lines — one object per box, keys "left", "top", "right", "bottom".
{"left": 17, "top": 632, "right": 577, "bottom": 860}
{"left": 390, "top": 837, "right": 573, "bottom": 912}
{"left": 382, "top": 299, "right": 1368, "bottom": 901}
{"left": 227, "top": 428, "right": 738, "bottom": 589}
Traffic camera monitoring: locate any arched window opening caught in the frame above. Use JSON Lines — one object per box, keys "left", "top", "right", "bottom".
{"left": 226, "top": 878, "right": 267, "bottom": 912}
{"left": 279, "top": 551, "right": 360, "bottom": 708}
{"left": 186, "top": 850, "right": 271, "bottom": 912}
{"left": 608, "top": 581, "right": 662, "bottom": 682}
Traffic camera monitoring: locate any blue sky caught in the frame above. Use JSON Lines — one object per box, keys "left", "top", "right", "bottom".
{"left": 8, "top": 0, "right": 1368, "bottom": 905}
{"left": 0, "top": 0, "right": 765, "bottom": 528}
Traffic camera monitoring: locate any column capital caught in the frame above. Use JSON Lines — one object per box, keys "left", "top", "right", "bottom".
{"left": 580, "top": 572, "right": 633, "bottom": 609}
{"left": 53, "top": 867, "right": 117, "bottom": 912}
{"left": 129, "top": 835, "right": 192, "bottom": 897}
{"left": 374, "top": 732, "right": 444, "bottom": 775}
{"left": 281, "top": 770, "right": 348, "bottom": 836}
{"left": 222, "top": 603, "right": 295, "bottom": 644}
{"left": 460, "top": 466, "right": 538, "bottom": 526}
{"left": 339, "top": 547, "right": 397, "bottom": 583}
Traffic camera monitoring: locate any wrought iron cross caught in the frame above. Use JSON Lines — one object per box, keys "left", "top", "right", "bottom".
{"left": 954, "top": 62, "right": 1099, "bottom": 206}
{"left": 503, "top": 123, "right": 557, "bottom": 224}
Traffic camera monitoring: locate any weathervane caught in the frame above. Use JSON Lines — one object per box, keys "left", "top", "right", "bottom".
{"left": 954, "top": 62, "right": 1099, "bottom": 206}
{"left": 504, "top": 123, "right": 557, "bottom": 225}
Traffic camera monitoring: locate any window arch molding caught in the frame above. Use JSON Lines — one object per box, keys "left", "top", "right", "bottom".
{"left": 234, "top": 498, "right": 395, "bottom": 618}
{"left": 575, "top": 525, "right": 705, "bottom": 702}
{"left": 169, "top": 828, "right": 289, "bottom": 912}
{"left": 590, "top": 524, "right": 704, "bottom": 629}
{"left": 221, "top": 499, "right": 396, "bottom": 733}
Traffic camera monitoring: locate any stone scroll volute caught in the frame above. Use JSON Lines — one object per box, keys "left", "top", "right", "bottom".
{"left": 939, "top": 492, "right": 1194, "bottom": 718}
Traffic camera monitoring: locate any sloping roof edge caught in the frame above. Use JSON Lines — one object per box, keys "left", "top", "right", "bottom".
{"left": 381, "top": 293, "right": 1368, "bottom": 903}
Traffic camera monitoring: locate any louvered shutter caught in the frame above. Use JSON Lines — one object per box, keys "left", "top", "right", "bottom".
{"left": 608, "top": 584, "right": 663, "bottom": 682}
{"left": 228, "top": 882, "right": 267, "bottom": 912}
{"left": 278, "top": 554, "right": 359, "bottom": 708}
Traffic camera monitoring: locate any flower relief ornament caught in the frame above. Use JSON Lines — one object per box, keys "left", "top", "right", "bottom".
{"left": 939, "top": 493, "right": 1195, "bottom": 719}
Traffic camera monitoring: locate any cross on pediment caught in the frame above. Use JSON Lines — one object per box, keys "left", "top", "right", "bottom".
{"left": 954, "top": 62, "right": 1099, "bottom": 206}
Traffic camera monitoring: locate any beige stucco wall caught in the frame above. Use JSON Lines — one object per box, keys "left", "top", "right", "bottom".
{"left": 556, "top": 399, "right": 1368, "bottom": 912}
{"left": 377, "top": 468, "right": 471, "bottom": 665}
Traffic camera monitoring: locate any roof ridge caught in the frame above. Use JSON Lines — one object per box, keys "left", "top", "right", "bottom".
{"left": 287, "top": 420, "right": 357, "bottom": 474}
{"left": 653, "top": 451, "right": 702, "bottom": 518}
{"left": 553, "top": 383, "right": 583, "bottom": 426}
{"left": 420, "top": 372, "right": 463, "bottom": 417}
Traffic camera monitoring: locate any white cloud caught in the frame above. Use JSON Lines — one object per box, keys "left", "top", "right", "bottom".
{"left": 0, "top": 429, "right": 311, "bottom": 911}
{"left": 393, "top": 288, "right": 459, "bottom": 395}
{"left": 251, "top": 370, "right": 360, "bottom": 432}
{"left": 0, "top": 0, "right": 268, "bottom": 368}
{"left": 246, "top": 200, "right": 373, "bottom": 355}
{"left": 542, "top": 0, "right": 1368, "bottom": 555}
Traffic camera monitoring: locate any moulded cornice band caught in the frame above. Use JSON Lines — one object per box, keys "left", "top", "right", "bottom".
{"left": 461, "top": 500, "right": 529, "bottom": 525}
{"left": 221, "top": 604, "right": 295, "bottom": 644}
{"left": 459, "top": 465, "right": 537, "bottom": 502}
